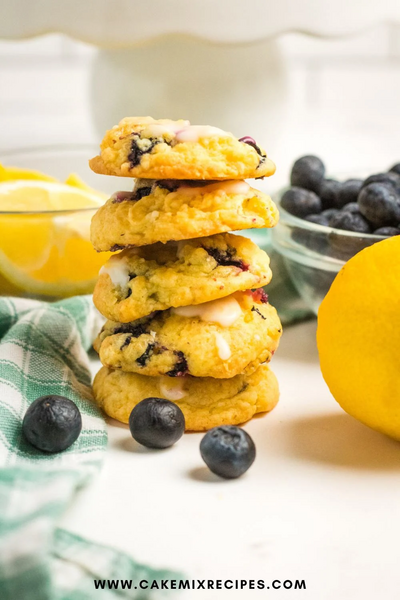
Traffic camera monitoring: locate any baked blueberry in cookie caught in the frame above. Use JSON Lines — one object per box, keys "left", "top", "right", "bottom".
{"left": 91, "top": 179, "right": 279, "bottom": 251}
{"left": 204, "top": 245, "right": 249, "bottom": 270}
{"left": 93, "top": 291, "right": 282, "bottom": 379}
{"left": 89, "top": 117, "right": 275, "bottom": 180}
{"left": 93, "top": 233, "right": 273, "bottom": 322}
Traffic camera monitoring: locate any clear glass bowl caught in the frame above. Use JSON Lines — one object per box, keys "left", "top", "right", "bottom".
{"left": 0, "top": 146, "right": 128, "bottom": 300}
{"left": 271, "top": 194, "right": 387, "bottom": 315}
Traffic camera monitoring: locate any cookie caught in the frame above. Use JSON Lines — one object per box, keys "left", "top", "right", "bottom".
{"left": 93, "top": 233, "right": 272, "bottom": 323}
{"left": 90, "top": 179, "right": 279, "bottom": 252}
{"left": 89, "top": 117, "right": 275, "bottom": 180}
{"left": 93, "top": 291, "right": 282, "bottom": 379}
{"left": 92, "top": 363, "right": 279, "bottom": 431}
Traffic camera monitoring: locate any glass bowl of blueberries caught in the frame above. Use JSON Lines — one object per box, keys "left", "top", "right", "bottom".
{"left": 271, "top": 155, "right": 400, "bottom": 314}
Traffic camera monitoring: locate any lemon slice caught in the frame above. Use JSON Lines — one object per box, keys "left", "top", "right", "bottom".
{"left": 0, "top": 179, "right": 110, "bottom": 297}
{"left": 0, "top": 162, "right": 56, "bottom": 182}
{"left": 0, "top": 180, "right": 104, "bottom": 212}
{"left": 64, "top": 172, "right": 108, "bottom": 200}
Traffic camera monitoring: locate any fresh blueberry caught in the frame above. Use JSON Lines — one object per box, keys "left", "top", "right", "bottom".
{"left": 341, "top": 202, "right": 360, "bottom": 214}
{"left": 321, "top": 208, "right": 339, "bottom": 221}
{"left": 336, "top": 179, "right": 363, "bottom": 208}
{"left": 290, "top": 155, "right": 325, "bottom": 193}
{"left": 200, "top": 426, "right": 256, "bottom": 479}
{"left": 361, "top": 172, "right": 400, "bottom": 191}
{"left": 358, "top": 183, "right": 400, "bottom": 228}
{"left": 319, "top": 179, "right": 342, "bottom": 210}
{"left": 329, "top": 211, "right": 372, "bottom": 234}
{"left": 373, "top": 226, "right": 400, "bottom": 236}
{"left": 129, "top": 398, "right": 185, "bottom": 449}
{"left": 280, "top": 187, "right": 322, "bottom": 218}
{"left": 304, "top": 214, "right": 329, "bottom": 226}
{"left": 22, "top": 395, "right": 82, "bottom": 453}
{"left": 389, "top": 163, "right": 400, "bottom": 176}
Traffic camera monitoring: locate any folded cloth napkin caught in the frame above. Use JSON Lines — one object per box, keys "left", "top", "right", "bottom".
{"left": 0, "top": 296, "right": 179, "bottom": 600}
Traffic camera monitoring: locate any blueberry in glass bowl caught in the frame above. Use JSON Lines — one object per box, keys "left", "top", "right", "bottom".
{"left": 271, "top": 156, "right": 400, "bottom": 315}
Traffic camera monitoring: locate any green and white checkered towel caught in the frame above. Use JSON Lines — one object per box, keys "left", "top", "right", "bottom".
{"left": 0, "top": 296, "right": 179, "bottom": 600}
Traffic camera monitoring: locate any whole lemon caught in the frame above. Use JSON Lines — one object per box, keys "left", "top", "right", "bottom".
{"left": 317, "top": 236, "right": 400, "bottom": 440}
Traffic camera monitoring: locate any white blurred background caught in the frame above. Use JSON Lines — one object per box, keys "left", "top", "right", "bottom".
{"left": 1, "top": 24, "right": 400, "bottom": 188}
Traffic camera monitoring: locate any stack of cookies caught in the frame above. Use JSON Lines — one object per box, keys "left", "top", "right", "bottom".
{"left": 90, "top": 117, "right": 282, "bottom": 431}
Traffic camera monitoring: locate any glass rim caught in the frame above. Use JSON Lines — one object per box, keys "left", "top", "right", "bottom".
{"left": 275, "top": 192, "right": 388, "bottom": 241}
{"left": 0, "top": 143, "right": 98, "bottom": 157}
{"left": 0, "top": 144, "right": 106, "bottom": 215}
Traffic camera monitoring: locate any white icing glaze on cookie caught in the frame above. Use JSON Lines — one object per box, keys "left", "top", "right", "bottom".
{"left": 142, "top": 121, "right": 232, "bottom": 143}
{"left": 172, "top": 296, "right": 242, "bottom": 327}
{"left": 100, "top": 259, "right": 130, "bottom": 288}
{"left": 214, "top": 333, "right": 231, "bottom": 360}
{"left": 175, "top": 125, "right": 231, "bottom": 143}
{"left": 159, "top": 377, "right": 187, "bottom": 400}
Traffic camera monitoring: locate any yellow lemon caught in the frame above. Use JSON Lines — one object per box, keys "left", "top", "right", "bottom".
{"left": 317, "top": 236, "right": 400, "bottom": 440}
{"left": 0, "top": 180, "right": 110, "bottom": 297}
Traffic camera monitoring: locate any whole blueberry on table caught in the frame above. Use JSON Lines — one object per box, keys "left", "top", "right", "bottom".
{"left": 337, "top": 179, "right": 363, "bottom": 208}
{"left": 319, "top": 178, "right": 342, "bottom": 210}
{"left": 304, "top": 213, "right": 330, "bottom": 226}
{"left": 329, "top": 210, "right": 371, "bottom": 234}
{"left": 200, "top": 426, "right": 256, "bottom": 479}
{"left": 389, "top": 163, "right": 400, "bottom": 176}
{"left": 290, "top": 155, "right": 325, "bottom": 193}
{"left": 22, "top": 395, "right": 82, "bottom": 453}
{"left": 129, "top": 397, "right": 185, "bottom": 449}
{"left": 373, "top": 226, "right": 400, "bottom": 236}
{"left": 361, "top": 172, "right": 400, "bottom": 190}
{"left": 280, "top": 187, "right": 322, "bottom": 218}
{"left": 358, "top": 183, "right": 400, "bottom": 228}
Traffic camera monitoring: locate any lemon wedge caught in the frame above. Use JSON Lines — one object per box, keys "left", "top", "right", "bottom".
{"left": 0, "top": 162, "right": 57, "bottom": 182}
{"left": 0, "top": 180, "right": 104, "bottom": 212}
{"left": 0, "top": 179, "right": 110, "bottom": 297}
{"left": 64, "top": 172, "right": 108, "bottom": 200}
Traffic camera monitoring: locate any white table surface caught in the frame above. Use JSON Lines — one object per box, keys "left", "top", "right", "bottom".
{"left": 61, "top": 320, "right": 400, "bottom": 599}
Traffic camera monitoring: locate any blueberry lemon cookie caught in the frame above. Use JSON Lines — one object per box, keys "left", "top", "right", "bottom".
{"left": 93, "top": 233, "right": 272, "bottom": 322}
{"left": 90, "top": 116, "right": 282, "bottom": 431}
{"left": 89, "top": 117, "right": 275, "bottom": 180}
{"left": 92, "top": 363, "right": 279, "bottom": 431}
{"left": 90, "top": 178, "right": 279, "bottom": 252}
{"left": 94, "top": 291, "right": 282, "bottom": 379}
